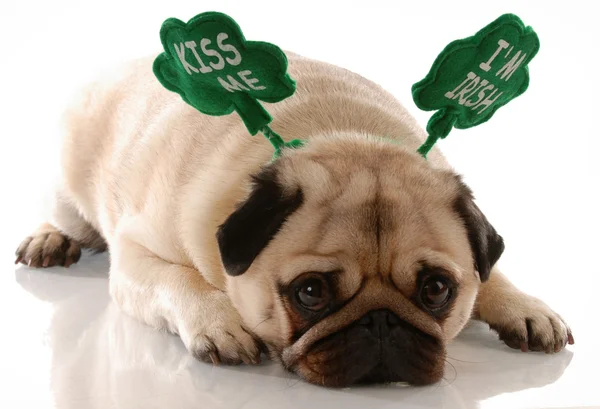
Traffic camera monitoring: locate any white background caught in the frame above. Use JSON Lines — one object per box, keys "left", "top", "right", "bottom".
{"left": 0, "top": 1, "right": 598, "bottom": 408}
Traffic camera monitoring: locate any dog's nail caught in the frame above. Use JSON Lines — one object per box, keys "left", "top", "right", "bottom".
{"left": 554, "top": 343, "right": 562, "bottom": 353}
{"left": 520, "top": 341, "right": 528, "bottom": 352}
{"left": 15, "top": 256, "right": 22, "bottom": 265}
{"left": 64, "top": 258, "right": 73, "bottom": 268}
{"left": 567, "top": 333, "right": 575, "bottom": 345}
{"left": 209, "top": 351, "right": 220, "bottom": 365}
{"left": 42, "top": 256, "right": 51, "bottom": 267}
{"left": 28, "top": 259, "right": 34, "bottom": 267}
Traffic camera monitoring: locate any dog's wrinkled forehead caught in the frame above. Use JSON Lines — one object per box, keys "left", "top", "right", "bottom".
{"left": 278, "top": 137, "right": 461, "bottom": 232}
{"left": 276, "top": 135, "right": 458, "bottom": 205}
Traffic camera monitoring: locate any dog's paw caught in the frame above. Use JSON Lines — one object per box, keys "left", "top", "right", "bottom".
{"left": 485, "top": 294, "right": 574, "bottom": 353}
{"left": 15, "top": 224, "right": 81, "bottom": 268}
{"left": 180, "top": 292, "right": 262, "bottom": 366}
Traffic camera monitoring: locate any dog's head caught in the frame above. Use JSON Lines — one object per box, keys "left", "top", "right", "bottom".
{"left": 217, "top": 135, "right": 504, "bottom": 387}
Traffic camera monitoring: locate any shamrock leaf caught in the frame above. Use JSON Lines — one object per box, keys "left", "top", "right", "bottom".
{"left": 412, "top": 14, "right": 540, "bottom": 157}
{"left": 153, "top": 11, "right": 296, "bottom": 135}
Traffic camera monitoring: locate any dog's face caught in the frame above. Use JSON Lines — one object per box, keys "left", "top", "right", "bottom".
{"left": 217, "top": 135, "right": 504, "bottom": 387}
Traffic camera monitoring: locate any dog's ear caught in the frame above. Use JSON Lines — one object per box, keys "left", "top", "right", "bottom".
{"left": 216, "top": 166, "right": 303, "bottom": 276}
{"left": 453, "top": 177, "right": 505, "bottom": 282}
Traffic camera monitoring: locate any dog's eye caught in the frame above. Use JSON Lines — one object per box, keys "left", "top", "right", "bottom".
{"left": 421, "top": 277, "right": 451, "bottom": 309}
{"left": 295, "top": 276, "right": 330, "bottom": 311}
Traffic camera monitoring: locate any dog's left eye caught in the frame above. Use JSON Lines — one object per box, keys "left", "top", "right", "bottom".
{"left": 421, "top": 277, "right": 451, "bottom": 309}
{"left": 295, "top": 275, "right": 330, "bottom": 311}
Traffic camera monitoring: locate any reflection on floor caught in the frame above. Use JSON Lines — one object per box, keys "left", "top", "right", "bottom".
{"left": 1, "top": 252, "right": 592, "bottom": 409}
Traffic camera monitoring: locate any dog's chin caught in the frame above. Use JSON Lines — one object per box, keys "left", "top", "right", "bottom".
{"left": 285, "top": 313, "right": 446, "bottom": 388}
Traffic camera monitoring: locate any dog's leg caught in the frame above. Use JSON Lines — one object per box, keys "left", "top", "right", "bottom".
{"left": 474, "top": 267, "right": 574, "bottom": 353}
{"left": 15, "top": 191, "right": 106, "bottom": 268}
{"left": 109, "top": 234, "right": 262, "bottom": 365}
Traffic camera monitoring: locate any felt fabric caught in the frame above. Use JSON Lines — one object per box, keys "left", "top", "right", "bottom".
{"left": 412, "top": 13, "right": 540, "bottom": 157}
{"left": 153, "top": 11, "right": 296, "bottom": 136}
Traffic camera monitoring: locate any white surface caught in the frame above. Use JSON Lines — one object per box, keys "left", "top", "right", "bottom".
{"left": 0, "top": 1, "right": 598, "bottom": 408}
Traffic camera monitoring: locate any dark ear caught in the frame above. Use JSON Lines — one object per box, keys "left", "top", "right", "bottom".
{"left": 216, "top": 166, "right": 304, "bottom": 276}
{"left": 453, "top": 178, "right": 505, "bottom": 282}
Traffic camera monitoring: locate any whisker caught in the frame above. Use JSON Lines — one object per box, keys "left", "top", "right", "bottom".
{"left": 440, "top": 358, "right": 458, "bottom": 387}
{"left": 282, "top": 374, "right": 303, "bottom": 390}
{"left": 250, "top": 316, "right": 271, "bottom": 332}
{"left": 446, "top": 354, "right": 488, "bottom": 364}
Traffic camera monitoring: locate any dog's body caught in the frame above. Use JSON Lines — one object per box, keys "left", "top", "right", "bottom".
{"left": 16, "top": 53, "right": 572, "bottom": 386}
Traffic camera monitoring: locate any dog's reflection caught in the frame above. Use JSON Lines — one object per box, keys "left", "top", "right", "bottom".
{"left": 15, "top": 254, "right": 573, "bottom": 409}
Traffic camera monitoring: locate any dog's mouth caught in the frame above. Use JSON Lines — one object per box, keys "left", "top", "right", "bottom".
{"left": 282, "top": 309, "right": 446, "bottom": 387}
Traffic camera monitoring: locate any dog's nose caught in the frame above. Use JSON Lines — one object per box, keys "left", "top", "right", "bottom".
{"left": 358, "top": 309, "right": 401, "bottom": 338}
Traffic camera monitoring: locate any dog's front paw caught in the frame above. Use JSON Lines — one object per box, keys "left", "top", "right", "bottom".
{"left": 482, "top": 294, "right": 574, "bottom": 353}
{"left": 15, "top": 223, "right": 81, "bottom": 268}
{"left": 180, "top": 292, "right": 262, "bottom": 366}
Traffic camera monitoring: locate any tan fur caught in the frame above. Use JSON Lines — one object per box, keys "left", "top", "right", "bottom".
{"left": 15, "top": 53, "right": 572, "bottom": 382}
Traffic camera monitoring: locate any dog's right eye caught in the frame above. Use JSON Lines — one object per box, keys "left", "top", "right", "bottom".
{"left": 294, "top": 275, "right": 331, "bottom": 311}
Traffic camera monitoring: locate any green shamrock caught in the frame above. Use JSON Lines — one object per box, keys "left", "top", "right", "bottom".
{"left": 153, "top": 11, "right": 302, "bottom": 155}
{"left": 412, "top": 13, "right": 540, "bottom": 157}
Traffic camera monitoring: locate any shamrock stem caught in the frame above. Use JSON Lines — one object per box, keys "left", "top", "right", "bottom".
{"left": 261, "top": 125, "right": 286, "bottom": 152}
{"left": 417, "top": 134, "right": 439, "bottom": 158}
{"left": 234, "top": 94, "right": 273, "bottom": 135}
{"left": 261, "top": 126, "right": 306, "bottom": 159}
{"left": 418, "top": 109, "right": 457, "bottom": 159}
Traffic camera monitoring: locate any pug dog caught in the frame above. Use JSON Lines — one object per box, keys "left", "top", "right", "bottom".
{"left": 15, "top": 53, "right": 573, "bottom": 387}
